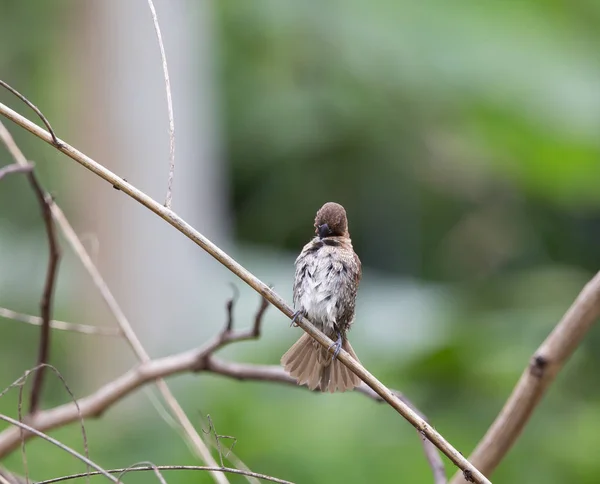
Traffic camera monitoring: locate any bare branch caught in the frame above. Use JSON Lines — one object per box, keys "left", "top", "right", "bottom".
{"left": 0, "top": 163, "right": 33, "bottom": 181}
{"left": 145, "top": 0, "right": 176, "bottom": 209}
{"left": 450, "top": 270, "right": 600, "bottom": 483}
{"left": 0, "top": 103, "right": 487, "bottom": 483}
{"left": 0, "top": 307, "right": 121, "bottom": 336}
{"left": 0, "top": 307, "right": 442, "bottom": 482}
{"left": 0, "top": 118, "right": 227, "bottom": 484}
{"left": 36, "top": 465, "right": 294, "bottom": 484}
{"left": 0, "top": 414, "right": 117, "bottom": 483}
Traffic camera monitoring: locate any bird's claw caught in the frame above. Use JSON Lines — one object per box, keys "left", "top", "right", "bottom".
{"left": 328, "top": 333, "right": 343, "bottom": 361}
{"left": 290, "top": 310, "right": 303, "bottom": 327}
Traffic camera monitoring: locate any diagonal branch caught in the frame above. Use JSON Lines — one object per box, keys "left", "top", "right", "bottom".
{"left": 450, "top": 271, "right": 600, "bottom": 484}
{"left": 0, "top": 100, "right": 488, "bottom": 484}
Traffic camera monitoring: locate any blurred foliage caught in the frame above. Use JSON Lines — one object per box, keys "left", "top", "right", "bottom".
{"left": 220, "top": 0, "right": 600, "bottom": 279}
{"left": 0, "top": 0, "right": 70, "bottom": 230}
{"left": 2, "top": 1, "right": 600, "bottom": 483}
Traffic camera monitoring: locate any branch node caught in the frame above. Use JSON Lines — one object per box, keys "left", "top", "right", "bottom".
{"left": 112, "top": 177, "right": 128, "bottom": 191}
{"left": 530, "top": 354, "right": 548, "bottom": 378}
{"left": 193, "top": 354, "right": 211, "bottom": 373}
{"left": 0, "top": 80, "right": 60, "bottom": 146}
{"left": 463, "top": 470, "right": 474, "bottom": 482}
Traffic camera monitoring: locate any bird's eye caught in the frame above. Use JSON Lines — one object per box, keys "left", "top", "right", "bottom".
{"left": 318, "top": 223, "right": 332, "bottom": 238}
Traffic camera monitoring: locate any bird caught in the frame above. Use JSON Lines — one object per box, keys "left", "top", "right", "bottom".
{"left": 281, "top": 202, "right": 362, "bottom": 393}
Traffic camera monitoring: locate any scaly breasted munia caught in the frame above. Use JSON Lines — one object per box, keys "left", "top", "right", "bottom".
{"left": 281, "top": 202, "right": 362, "bottom": 393}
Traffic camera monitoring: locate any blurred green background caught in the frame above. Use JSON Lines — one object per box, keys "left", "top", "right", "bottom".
{"left": 1, "top": 1, "right": 600, "bottom": 483}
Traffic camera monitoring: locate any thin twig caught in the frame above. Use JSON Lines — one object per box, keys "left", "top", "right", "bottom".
{"left": 0, "top": 414, "right": 117, "bottom": 483}
{"left": 145, "top": 387, "right": 258, "bottom": 484}
{"left": 26, "top": 172, "right": 61, "bottom": 414}
{"left": 0, "top": 80, "right": 60, "bottom": 146}
{"left": 420, "top": 431, "right": 448, "bottom": 484}
{"left": 118, "top": 461, "right": 167, "bottom": 484}
{"left": 145, "top": 0, "right": 176, "bottom": 209}
{"left": 0, "top": 307, "right": 121, "bottom": 336}
{"left": 0, "top": 162, "right": 33, "bottom": 181}
{"left": 36, "top": 465, "right": 294, "bottom": 484}
{"left": 2, "top": 365, "right": 91, "bottom": 483}
{"left": 16, "top": 369, "right": 28, "bottom": 483}
{"left": 450, "top": 271, "right": 600, "bottom": 484}
{"left": 0, "top": 103, "right": 488, "bottom": 484}
{"left": 0, "top": 119, "right": 228, "bottom": 484}
{"left": 202, "top": 415, "right": 237, "bottom": 469}
{"left": 252, "top": 294, "right": 269, "bottom": 338}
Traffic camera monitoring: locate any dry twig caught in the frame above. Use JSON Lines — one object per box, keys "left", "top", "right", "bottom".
{"left": 0, "top": 414, "right": 117, "bottom": 483}
{"left": 0, "top": 101, "right": 489, "bottom": 484}
{"left": 0, "top": 307, "right": 121, "bottom": 336}
{"left": 145, "top": 0, "right": 176, "bottom": 209}
{"left": 0, "top": 80, "right": 60, "bottom": 146}
{"left": 36, "top": 465, "right": 294, "bottom": 484}
{"left": 3, "top": 364, "right": 92, "bottom": 483}
{"left": 202, "top": 415, "right": 237, "bottom": 469}
{"left": 25, "top": 171, "right": 61, "bottom": 414}
{"left": 450, "top": 271, "right": 600, "bottom": 484}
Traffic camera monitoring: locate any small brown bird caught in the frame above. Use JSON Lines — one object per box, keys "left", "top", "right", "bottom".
{"left": 281, "top": 202, "right": 362, "bottom": 393}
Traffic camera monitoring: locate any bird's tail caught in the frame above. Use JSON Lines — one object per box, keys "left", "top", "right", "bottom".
{"left": 281, "top": 333, "right": 362, "bottom": 393}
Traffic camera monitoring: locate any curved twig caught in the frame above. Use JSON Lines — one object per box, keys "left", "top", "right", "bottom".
{"left": 36, "top": 465, "right": 293, "bottom": 484}
{"left": 0, "top": 80, "right": 60, "bottom": 146}
{"left": 0, "top": 414, "right": 117, "bottom": 483}
{"left": 145, "top": 0, "right": 176, "bottom": 209}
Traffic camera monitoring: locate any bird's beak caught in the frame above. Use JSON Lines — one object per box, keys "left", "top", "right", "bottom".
{"left": 317, "top": 223, "right": 332, "bottom": 239}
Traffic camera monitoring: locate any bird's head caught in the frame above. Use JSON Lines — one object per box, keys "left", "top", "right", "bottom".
{"left": 314, "top": 202, "right": 349, "bottom": 239}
